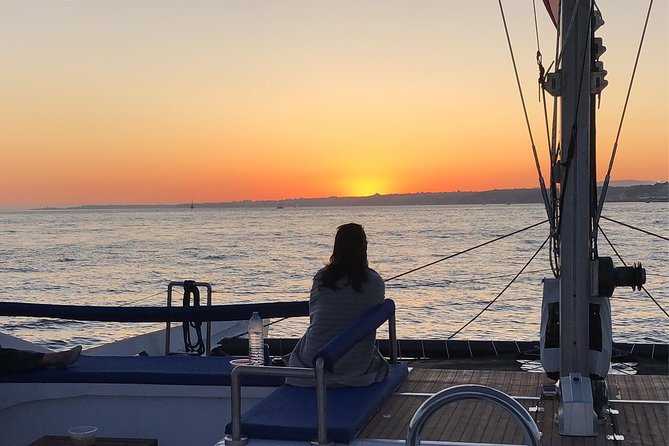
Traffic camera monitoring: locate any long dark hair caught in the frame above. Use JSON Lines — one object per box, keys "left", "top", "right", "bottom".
{"left": 320, "top": 223, "right": 369, "bottom": 291}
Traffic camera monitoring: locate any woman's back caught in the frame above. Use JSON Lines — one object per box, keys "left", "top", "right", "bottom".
{"left": 287, "top": 223, "right": 389, "bottom": 387}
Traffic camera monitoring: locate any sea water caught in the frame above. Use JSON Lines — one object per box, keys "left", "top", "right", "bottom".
{"left": 0, "top": 202, "right": 667, "bottom": 350}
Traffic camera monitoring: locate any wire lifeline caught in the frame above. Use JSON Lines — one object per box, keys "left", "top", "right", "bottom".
{"left": 598, "top": 225, "right": 668, "bottom": 318}
{"left": 125, "top": 291, "right": 164, "bottom": 306}
{"left": 601, "top": 215, "right": 668, "bottom": 242}
{"left": 448, "top": 234, "right": 551, "bottom": 339}
{"left": 384, "top": 220, "right": 548, "bottom": 282}
{"left": 228, "top": 317, "right": 288, "bottom": 340}
{"left": 594, "top": 0, "right": 655, "bottom": 232}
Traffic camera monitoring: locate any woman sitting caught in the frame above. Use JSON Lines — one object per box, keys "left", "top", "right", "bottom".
{"left": 287, "top": 223, "right": 388, "bottom": 387}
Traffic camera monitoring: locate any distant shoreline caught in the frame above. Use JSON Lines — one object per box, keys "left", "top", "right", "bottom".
{"left": 32, "top": 182, "right": 668, "bottom": 211}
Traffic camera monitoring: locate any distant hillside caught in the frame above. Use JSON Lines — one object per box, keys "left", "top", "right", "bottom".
{"left": 51, "top": 182, "right": 668, "bottom": 210}
{"left": 196, "top": 182, "right": 669, "bottom": 209}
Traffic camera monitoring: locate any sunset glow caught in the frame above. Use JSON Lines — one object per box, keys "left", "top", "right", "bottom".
{"left": 0, "top": 0, "right": 666, "bottom": 208}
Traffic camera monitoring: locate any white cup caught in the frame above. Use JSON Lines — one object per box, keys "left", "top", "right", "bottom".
{"left": 68, "top": 425, "right": 97, "bottom": 445}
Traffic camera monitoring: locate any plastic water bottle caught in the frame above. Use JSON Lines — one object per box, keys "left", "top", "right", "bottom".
{"left": 248, "top": 312, "right": 264, "bottom": 366}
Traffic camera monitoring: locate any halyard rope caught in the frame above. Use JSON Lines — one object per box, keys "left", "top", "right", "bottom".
{"left": 498, "top": 0, "right": 554, "bottom": 231}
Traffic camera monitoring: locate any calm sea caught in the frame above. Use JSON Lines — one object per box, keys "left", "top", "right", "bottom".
{"left": 1, "top": 203, "right": 667, "bottom": 350}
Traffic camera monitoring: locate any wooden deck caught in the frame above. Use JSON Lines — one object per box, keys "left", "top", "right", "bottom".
{"left": 359, "top": 369, "right": 668, "bottom": 445}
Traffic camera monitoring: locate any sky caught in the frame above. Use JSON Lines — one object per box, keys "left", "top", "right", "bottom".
{"left": 1, "top": 0, "right": 667, "bottom": 208}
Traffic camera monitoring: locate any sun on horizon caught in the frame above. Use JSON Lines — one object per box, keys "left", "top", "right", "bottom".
{"left": 0, "top": 1, "right": 666, "bottom": 208}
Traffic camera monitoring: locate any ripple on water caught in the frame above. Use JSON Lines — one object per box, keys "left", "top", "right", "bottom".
{"left": 0, "top": 204, "right": 666, "bottom": 348}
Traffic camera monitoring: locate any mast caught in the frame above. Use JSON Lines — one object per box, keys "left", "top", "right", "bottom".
{"left": 558, "top": 0, "right": 593, "bottom": 383}
{"left": 553, "top": 0, "right": 646, "bottom": 436}
{"left": 556, "top": 0, "right": 598, "bottom": 435}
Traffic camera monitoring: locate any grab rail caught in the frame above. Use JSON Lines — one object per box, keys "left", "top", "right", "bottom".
{"left": 406, "top": 384, "right": 541, "bottom": 446}
{"left": 225, "top": 299, "right": 399, "bottom": 446}
{"left": 224, "top": 359, "right": 330, "bottom": 446}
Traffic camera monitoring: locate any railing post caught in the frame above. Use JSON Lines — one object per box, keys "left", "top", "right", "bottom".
{"left": 165, "top": 282, "right": 174, "bottom": 355}
{"left": 388, "top": 312, "right": 398, "bottom": 364}
{"left": 314, "top": 357, "right": 333, "bottom": 446}
{"left": 224, "top": 367, "right": 248, "bottom": 446}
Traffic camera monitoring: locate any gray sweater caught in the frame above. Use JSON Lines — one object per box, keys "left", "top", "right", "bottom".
{"left": 286, "top": 267, "right": 389, "bottom": 387}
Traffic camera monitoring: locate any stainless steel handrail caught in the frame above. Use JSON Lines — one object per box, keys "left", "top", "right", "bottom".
{"left": 406, "top": 384, "right": 542, "bottom": 446}
{"left": 224, "top": 359, "right": 331, "bottom": 446}
{"left": 225, "top": 303, "right": 398, "bottom": 446}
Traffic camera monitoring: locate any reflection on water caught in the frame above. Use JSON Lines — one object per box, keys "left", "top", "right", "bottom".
{"left": 0, "top": 203, "right": 667, "bottom": 349}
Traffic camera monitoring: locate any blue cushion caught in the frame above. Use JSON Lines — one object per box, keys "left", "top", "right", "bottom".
{"left": 0, "top": 355, "right": 284, "bottom": 387}
{"left": 225, "top": 363, "right": 409, "bottom": 443}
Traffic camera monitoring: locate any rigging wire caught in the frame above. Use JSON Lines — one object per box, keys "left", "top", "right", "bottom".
{"left": 125, "top": 291, "right": 164, "bottom": 306}
{"left": 548, "top": 0, "right": 563, "bottom": 278}
{"left": 384, "top": 220, "right": 548, "bottom": 282}
{"left": 227, "top": 221, "right": 549, "bottom": 339}
{"left": 386, "top": 268, "right": 553, "bottom": 286}
{"left": 498, "top": 0, "right": 554, "bottom": 233}
{"left": 533, "top": 0, "right": 562, "bottom": 277}
{"left": 594, "top": 0, "right": 655, "bottom": 232}
{"left": 601, "top": 215, "right": 669, "bottom": 242}
{"left": 227, "top": 316, "right": 290, "bottom": 339}
{"left": 448, "top": 234, "right": 551, "bottom": 339}
{"left": 532, "top": 1, "right": 553, "bottom": 158}
{"left": 599, "top": 225, "right": 669, "bottom": 318}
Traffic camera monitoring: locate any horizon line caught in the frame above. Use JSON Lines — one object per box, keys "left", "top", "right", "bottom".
{"left": 7, "top": 179, "right": 664, "bottom": 211}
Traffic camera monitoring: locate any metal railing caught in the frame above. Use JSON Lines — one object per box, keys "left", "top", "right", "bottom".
{"left": 224, "top": 301, "right": 398, "bottom": 446}
{"left": 224, "top": 358, "right": 331, "bottom": 446}
{"left": 406, "top": 384, "right": 542, "bottom": 446}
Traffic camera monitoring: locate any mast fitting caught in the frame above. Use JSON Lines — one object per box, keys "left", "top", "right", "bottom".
{"left": 591, "top": 37, "right": 608, "bottom": 95}
{"left": 544, "top": 71, "right": 561, "bottom": 96}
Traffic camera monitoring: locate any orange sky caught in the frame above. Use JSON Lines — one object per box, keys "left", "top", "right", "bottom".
{"left": 1, "top": 1, "right": 667, "bottom": 208}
